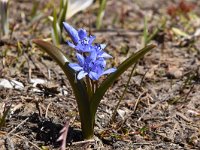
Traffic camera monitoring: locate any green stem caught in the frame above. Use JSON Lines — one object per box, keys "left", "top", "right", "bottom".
{"left": 95, "top": 81, "right": 99, "bottom": 91}
{"left": 91, "top": 80, "right": 95, "bottom": 94}
{"left": 79, "top": 78, "right": 94, "bottom": 139}
{"left": 79, "top": 105, "right": 94, "bottom": 139}
{"left": 86, "top": 76, "right": 92, "bottom": 99}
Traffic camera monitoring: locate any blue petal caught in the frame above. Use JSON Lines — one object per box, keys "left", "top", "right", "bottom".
{"left": 88, "top": 35, "right": 96, "bottom": 44}
{"left": 100, "top": 44, "right": 106, "bottom": 49}
{"left": 100, "top": 52, "right": 112, "bottom": 59}
{"left": 95, "top": 43, "right": 105, "bottom": 52}
{"left": 75, "top": 44, "right": 86, "bottom": 52}
{"left": 77, "top": 71, "right": 88, "bottom": 80}
{"left": 85, "top": 55, "right": 94, "bottom": 67}
{"left": 95, "top": 58, "right": 106, "bottom": 67}
{"left": 87, "top": 45, "right": 94, "bottom": 52}
{"left": 102, "top": 68, "right": 117, "bottom": 75}
{"left": 75, "top": 44, "right": 93, "bottom": 52}
{"left": 67, "top": 41, "right": 75, "bottom": 48}
{"left": 92, "top": 65, "right": 104, "bottom": 75}
{"left": 78, "top": 29, "right": 87, "bottom": 40}
{"left": 89, "top": 71, "right": 99, "bottom": 80}
{"left": 90, "top": 51, "right": 97, "bottom": 61}
{"left": 69, "top": 63, "right": 83, "bottom": 71}
{"left": 63, "top": 22, "right": 79, "bottom": 44}
{"left": 76, "top": 53, "right": 85, "bottom": 66}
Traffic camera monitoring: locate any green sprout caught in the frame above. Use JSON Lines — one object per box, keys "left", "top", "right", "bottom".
{"left": 96, "top": 0, "right": 107, "bottom": 29}
{"left": 0, "top": 0, "right": 9, "bottom": 37}
{"left": 142, "top": 16, "right": 166, "bottom": 47}
{"left": 0, "top": 104, "right": 11, "bottom": 128}
{"left": 48, "top": 0, "right": 68, "bottom": 46}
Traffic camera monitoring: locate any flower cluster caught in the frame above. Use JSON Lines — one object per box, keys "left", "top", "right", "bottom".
{"left": 63, "top": 22, "right": 116, "bottom": 80}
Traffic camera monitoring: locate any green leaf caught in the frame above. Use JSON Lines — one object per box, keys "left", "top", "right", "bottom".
{"left": 90, "top": 44, "right": 156, "bottom": 118}
{"left": 143, "top": 17, "right": 166, "bottom": 46}
{"left": 33, "top": 40, "right": 93, "bottom": 138}
{"left": 30, "top": 1, "right": 40, "bottom": 18}
{"left": 58, "top": 0, "right": 68, "bottom": 30}
{"left": 52, "top": 8, "right": 61, "bottom": 45}
{"left": 96, "top": 0, "right": 107, "bottom": 29}
{"left": 0, "top": 105, "right": 11, "bottom": 128}
{"left": 172, "top": 27, "right": 189, "bottom": 37}
{"left": 59, "top": 0, "right": 64, "bottom": 12}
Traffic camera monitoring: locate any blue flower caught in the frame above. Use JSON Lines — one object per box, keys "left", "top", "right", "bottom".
{"left": 88, "top": 58, "right": 117, "bottom": 80}
{"left": 63, "top": 22, "right": 95, "bottom": 52}
{"left": 63, "top": 22, "right": 116, "bottom": 80}
{"left": 63, "top": 22, "right": 79, "bottom": 44}
{"left": 92, "top": 44, "right": 113, "bottom": 59}
{"left": 69, "top": 53, "right": 116, "bottom": 80}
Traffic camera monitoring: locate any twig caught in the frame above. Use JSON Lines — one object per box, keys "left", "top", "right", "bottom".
{"left": 23, "top": 53, "right": 31, "bottom": 83}
{"left": 133, "top": 91, "right": 147, "bottom": 113}
{"left": 132, "top": 142, "right": 152, "bottom": 145}
{"left": 183, "top": 84, "right": 195, "bottom": 102}
{"left": 138, "top": 101, "right": 160, "bottom": 121}
{"left": 72, "top": 139, "right": 95, "bottom": 145}
{"left": 176, "top": 112, "right": 192, "bottom": 122}
{"left": 7, "top": 117, "right": 29, "bottom": 136}
{"left": 13, "top": 134, "right": 41, "bottom": 150}
{"left": 140, "top": 69, "right": 149, "bottom": 86}
{"left": 169, "top": 122, "right": 179, "bottom": 142}
{"left": 45, "top": 102, "right": 52, "bottom": 118}
{"left": 152, "top": 132, "right": 173, "bottom": 141}
{"left": 0, "top": 130, "right": 40, "bottom": 150}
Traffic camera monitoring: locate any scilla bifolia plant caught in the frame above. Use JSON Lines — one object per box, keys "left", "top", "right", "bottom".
{"left": 33, "top": 22, "right": 155, "bottom": 139}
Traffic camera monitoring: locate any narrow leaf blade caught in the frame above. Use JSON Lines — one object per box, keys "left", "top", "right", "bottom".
{"left": 96, "top": 0, "right": 107, "bottom": 29}
{"left": 32, "top": 39, "right": 88, "bottom": 98}
{"left": 52, "top": 8, "right": 61, "bottom": 45}
{"left": 33, "top": 39, "right": 69, "bottom": 66}
{"left": 58, "top": 0, "right": 68, "bottom": 29}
